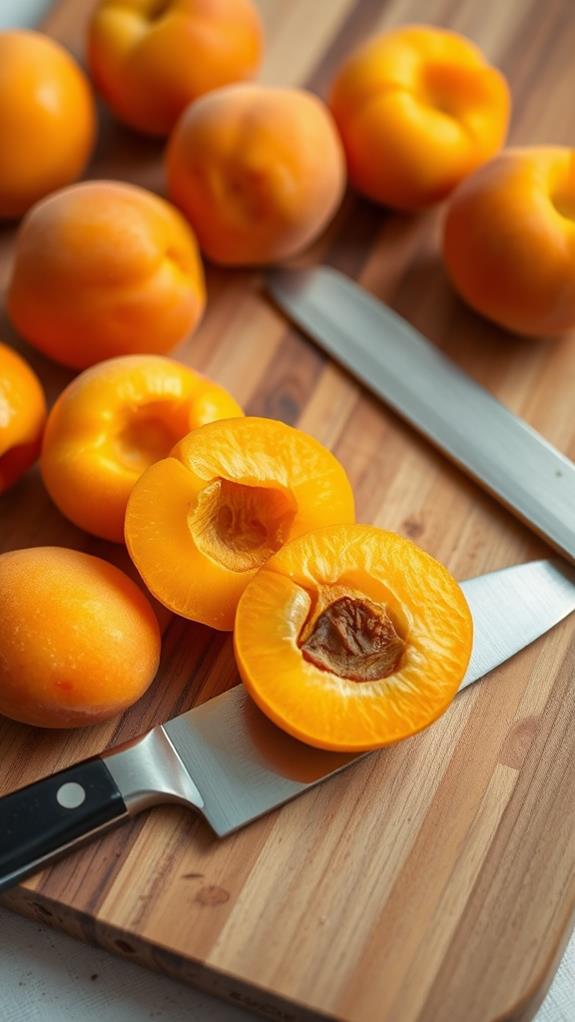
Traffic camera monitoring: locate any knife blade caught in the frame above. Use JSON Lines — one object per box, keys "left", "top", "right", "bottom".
{"left": 1, "top": 559, "right": 573, "bottom": 893}
{"left": 267, "top": 266, "right": 575, "bottom": 564}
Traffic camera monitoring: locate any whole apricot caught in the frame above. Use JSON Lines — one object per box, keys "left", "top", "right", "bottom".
{"left": 0, "top": 547, "right": 160, "bottom": 728}
{"left": 329, "top": 25, "right": 510, "bottom": 210}
{"left": 166, "top": 84, "right": 346, "bottom": 265}
{"left": 443, "top": 147, "right": 575, "bottom": 336}
{"left": 42, "top": 354, "right": 243, "bottom": 542}
{"left": 89, "top": 0, "right": 263, "bottom": 136}
{"left": 0, "top": 31, "right": 96, "bottom": 219}
{"left": 0, "top": 343, "right": 46, "bottom": 492}
{"left": 8, "top": 181, "right": 206, "bottom": 369}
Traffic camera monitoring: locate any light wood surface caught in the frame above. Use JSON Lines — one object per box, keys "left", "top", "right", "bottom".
{"left": 1, "top": 2, "right": 575, "bottom": 1021}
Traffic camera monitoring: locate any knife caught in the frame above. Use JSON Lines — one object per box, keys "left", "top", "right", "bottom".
{"left": 267, "top": 267, "right": 575, "bottom": 564}
{"left": 1, "top": 559, "right": 574, "bottom": 894}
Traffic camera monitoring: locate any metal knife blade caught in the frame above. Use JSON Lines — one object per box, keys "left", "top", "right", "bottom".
{"left": 161, "top": 559, "right": 575, "bottom": 836}
{"left": 1, "top": 560, "right": 574, "bottom": 892}
{"left": 267, "top": 266, "right": 575, "bottom": 564}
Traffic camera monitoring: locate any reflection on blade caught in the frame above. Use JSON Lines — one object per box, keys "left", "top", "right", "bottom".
{"left": 164, "top": 690, "right": 356, "bottom": 836}
{"left": 164, "top": 560, "right": 575, "bottom": 836}
{"left": 460, "top": 559, "right": 575, "bottom": 687}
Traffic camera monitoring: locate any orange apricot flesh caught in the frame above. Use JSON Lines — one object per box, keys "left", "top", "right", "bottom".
{"left": 0, "top": 342, "right": 46, "bottom": 492}
{"left": 41, "top": 355, "right": 242, "bottom": 542}
{"left": 234, "top": 525, "right": 473, "bottom": 751}
{"left": 125, "top": 417, "right": 355, "bottom": 630}
{"left": 0, "top": 547, "right": 160, "bottom": 728}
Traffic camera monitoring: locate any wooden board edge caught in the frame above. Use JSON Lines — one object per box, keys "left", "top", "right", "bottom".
{"left": 3, "top": 882, "right": 574, "bottom": 1022}
{"left": 0, "top": 885, "right": 335, "bottom": 1022}
{"left": 489, "top": 897, "right": 575, "bottom": 1022}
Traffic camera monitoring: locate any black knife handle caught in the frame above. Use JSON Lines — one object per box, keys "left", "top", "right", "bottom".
{"left": 0, "top": 758, "right": 128, "bottom": 892}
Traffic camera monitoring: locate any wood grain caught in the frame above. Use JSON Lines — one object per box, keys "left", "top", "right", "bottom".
{"left": 1, "top": 1, "right": 575, "bottom": 1020}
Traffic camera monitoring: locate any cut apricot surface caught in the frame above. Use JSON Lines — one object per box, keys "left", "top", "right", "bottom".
{"left": 41, "top": 355, "right": 242, "bottom": 542}
{"left": 234, "top": 525, "right": 473, "bottom": 751}
{"left": 125, "top": 417, "right": 355, "bottom": 630}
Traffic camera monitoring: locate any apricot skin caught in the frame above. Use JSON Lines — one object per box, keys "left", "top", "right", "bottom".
{"left": 443, "top": 147, "right": 575, "bottom": 336}
{"left": 166, "top": 84, "right": 346, "bottom": 265}
{"left": 41, "top": 354, "right": 243, "bottom": 542}
{"left": 8, "top": 181, "right": 206, "bottom": 370}
{"left": 0, "top": 343, "right": 46, "bottom": 492}
{"left": 0, "top": 31, "right": 96, "bottom": 219}
{"left": 89, "top": 0, "right": 263, "bottom": 137}
{"left": 329, "top": 25, "right": 510, "bottom": 210}
{"left": 0, "top": 547, "right": 160, "bottom": 728}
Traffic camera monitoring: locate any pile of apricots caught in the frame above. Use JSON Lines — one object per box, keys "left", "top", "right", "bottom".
{"left": 0, "top": 5, "right": 569, "bottom": 749}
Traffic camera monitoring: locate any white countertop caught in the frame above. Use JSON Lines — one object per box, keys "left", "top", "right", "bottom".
{"left": 1, "top": 3, "right": 573, "bottom": 1021}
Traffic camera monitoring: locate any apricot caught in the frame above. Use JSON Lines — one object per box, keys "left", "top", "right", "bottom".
{"left": 88, "top": 0, "right": 263, "bottom": 137}
{"left": 166, "top": 84, "right": 346, "bottom": 265}
{"left": 0, "top": 31, "right": 96, "bottom": 219}
{"left": 443, "top": 147, "right": 575, "bottom": 336}
{"left": 0, "top": 343, "right": 46, "bottom": 493}
{"left": 329, "top": 25, "right": 510, "bottom": 210}
{"left": 0, "top": 547, "right": 160, "bottom": 728}
{"left": 125, "top": 417, "right": 355, "bottom": 629}
{"left": 8, "top": 181, "right": 206, "bottom": 370}
{"left": 41, "top": 355, "right": 242, "bottom": 542}
{"left": 234, "top": 525, "right": 473, "bottom": 751}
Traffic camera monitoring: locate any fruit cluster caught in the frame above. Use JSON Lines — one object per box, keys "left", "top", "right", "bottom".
{"left": 0, "top": 5, "right": 565, "bottom": 748}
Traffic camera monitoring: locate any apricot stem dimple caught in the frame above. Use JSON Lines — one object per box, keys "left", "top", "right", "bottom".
{"left": 299, "top": 594, "right": 406, "bottom": 682}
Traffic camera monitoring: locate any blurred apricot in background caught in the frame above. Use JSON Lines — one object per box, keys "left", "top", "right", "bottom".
{"left": 8, "top": 180, "right": 206, "bottom": 369}
{"left": 88, "top": 0, "right": 263, "bottom": 136}
{"left": 166, "top": 84, "right": 346, "bottom": 265}
{"left": 330, "top": 24, "right": 510, "bottom": 211}
{"left": 0, "top": 342, "right": 46, "bottom": 493}
{"left": 0, "top": 31, "right": 95, "bottom": 219}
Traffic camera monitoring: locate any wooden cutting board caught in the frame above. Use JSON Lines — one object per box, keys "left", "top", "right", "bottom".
{"left": 1, "top": 1, "right": 575, "bottom": 1019}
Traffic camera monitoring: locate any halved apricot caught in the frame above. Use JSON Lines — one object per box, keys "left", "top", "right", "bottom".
{"left": 234, "top": 525, "right": 473, "bottom": 751}
{"left": 125, "top": 417, "right": 355, "bottom": 630}
{"left": 41, "top": 355, "right": 243, "bottom": 542}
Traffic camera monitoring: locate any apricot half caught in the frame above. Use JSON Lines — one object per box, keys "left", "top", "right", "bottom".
{"left": 443, "top": 147, "right": 575, "bottom": 336}
{"left": 234, "top": 525, "right": 473, "bottom": 751}
{"left": 0, "top": 342, "right": 46, "bottom": 492}
{"left": 8, "top": 181, "right": 206, "bottom": 369}
{"left": 0, "top": 547, "right": 160, "bottom": 728}
{"left": 41, "top": 355, "right": 242, "bottom": 542}
{"left": 329, "top": 25, "right": 510, "bottom": 210}
{"left": 125, "top": 417, "right": 355, "bottom": 629}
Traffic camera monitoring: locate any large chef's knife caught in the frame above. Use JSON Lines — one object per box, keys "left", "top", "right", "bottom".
{"left": 1, "top": 559, "right": 574, "bottom": 893}
{"left": 267, "top": 267, "right": 575, "bottom": 564}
